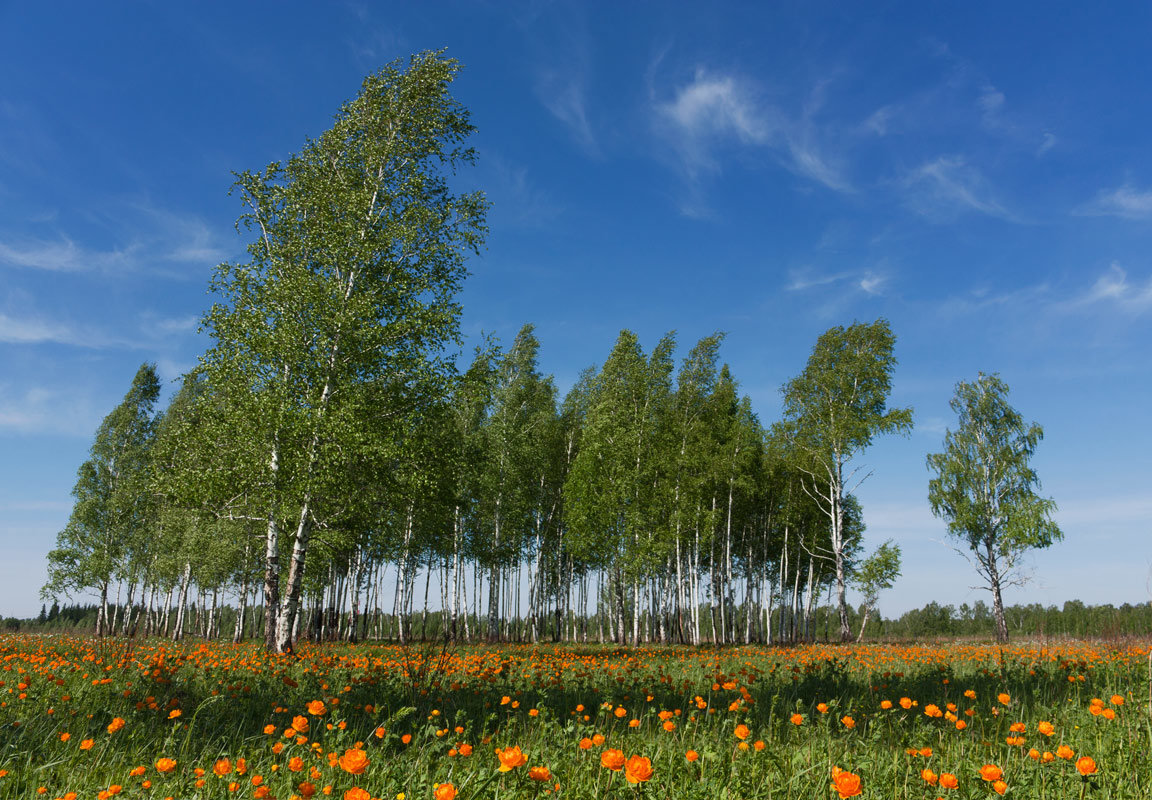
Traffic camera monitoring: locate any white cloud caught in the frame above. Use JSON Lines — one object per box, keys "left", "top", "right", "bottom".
{"left": 1079, "top": 184, "right": 1152, "bottom": 220}
{"left": 0, "top": 237, "right": 139, "bottom": 273}
{"left": 1073, "top": 263, "right": 1152, "bottom": 313}
{"left": 0, "top": 204, "right": 229, "bottom": 277}
{"left": 902, "top": 156, "right": 1013, "bottom": 220}
{"left": 0, "top": 310, "right": 202, "bottom": 349}
{"left": 0, "top": 385, "right": 101, "bottom": 437}
{"left": 1037, "top": 132, "right": 1057, "bottom": 156}
{"left": 536, "top": 73, "right": 598, "bottom": 156}
{"left": 0, "top": 313, "right": 88, "bottom": 346}
{"left": 654, "top": 68, "right": 851, "bottom": 193}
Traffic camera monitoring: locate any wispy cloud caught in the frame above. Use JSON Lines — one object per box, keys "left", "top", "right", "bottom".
{"left": 0, "top": 309, "right": 202, "bottom": 349}
{"left": 536, "top": 72, "right": 598, "bottom": 156}
{"left": 0, "top": 203, "right": 230, "bottom": 278}
{"left": 902, "top": 156, "right": 1014, "bottom": 221}
{"left": 1078, "top": 184, "right": 1152, "bottom": 220}
{"left": 1070, "top": 263, "right": 1152, "bottom": 313}
{"left": 653, "top": 67, "right": 851, "bottom": 199}
{"left": 0, "top": 385, "right": 102, "bottom": 437}
{"left": 477, "top": 152, "right": 562, "bottom": 229}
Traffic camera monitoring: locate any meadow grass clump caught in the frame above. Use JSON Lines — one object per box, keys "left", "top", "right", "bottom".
{"left": 0, "top": 634, "right": 1148, "bottom": 799}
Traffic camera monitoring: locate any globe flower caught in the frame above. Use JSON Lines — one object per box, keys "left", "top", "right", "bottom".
{"left": 107, "top": 717, "right": 125, "bottom": 734}
{"left": 993, "top": 780, "right": 1007, "bottom": 795}
{"left": 307, "top": 700, "right": 326, "bottom": 716}
{"left": 343, "top": 789, "right": 370, "bottom": 800}
{"left": 213, "top": 759, "right": 232, "bottom": 778}
{"left": 685, "top": 750, "right": 699, "bottom": 762}
{"left": 734, "top": 724, "right": 750, "bottom": 740}
{"left": 939, "top": 773, "right": 959, "bottom": 789}
{"left": 433, "top": 784, "right": 456, "bottom": 800}
{"left": 831, "top": 768, "right": 862, "bottom": 799}
{"left": 979, "top": 764, "right": 1002, "bottom": 782}
{"left": 528, "top": 767, "right": 551, "bottom": 782}
{"left": 1037, "top": 720, "right": 1055, "bottom": 736}
{"left": 155, "top": 758, "right": 176, "bottom": 774}
{"left": 1057, "top": 745, "right": 1075, "bottom": 760}
{"left": 292, "top": 715, "right": 310, "bottom": 733}
{"left": 600, "top": 749, "right": 625, "bottom": 771}
{"left": 841, "top": 716, "right": 856, "bottom": 729}
{"left": 921, "top": 769, "right": 938, "bottom": 785}
{"left": 1076, "top": 757, "right": 1097, "bottom": 777}
{"left": 790, "top": 713, "right": 803, "bottom": 725}
{"left": 624, "top": 756, "right": 653, "bottom": 784}
{"left": 497, "top": 746, "right": 526, "bottom": 772}
{"left": 338, "top": 748, "right": 369, "bottom": 775}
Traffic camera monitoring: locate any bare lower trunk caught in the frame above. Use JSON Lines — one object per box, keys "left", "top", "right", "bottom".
{"left": 987, "top": 541, "right": 1009, "bottom": 643}
{"left": 172, "top": 562, "right": 191, "bottom": 641}
{"left": 276, "top": 496, "right": 312, "bottom": 653}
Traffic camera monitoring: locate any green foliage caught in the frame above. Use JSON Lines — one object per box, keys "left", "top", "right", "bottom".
{"left": 927, "top": 373, "right": 1062, "bottom": 642}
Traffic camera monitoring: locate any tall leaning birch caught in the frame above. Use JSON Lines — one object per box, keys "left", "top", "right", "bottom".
{"left": 781, "top": 319, "right": 912, "bottom": 642}
{"left": 200, "top": 51, "right": 487, "bottom": 652}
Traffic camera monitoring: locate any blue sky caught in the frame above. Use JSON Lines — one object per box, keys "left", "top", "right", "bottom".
{"left": 2, "top": 2, "right": 1150, "bottom": 619}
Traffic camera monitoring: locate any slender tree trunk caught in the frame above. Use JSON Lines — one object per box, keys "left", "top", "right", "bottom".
{"left": 987, "top": 541, "right": 1010, "bottom": 643}
{"left": 172, "top": 562, "right": 191, "bottom": 641}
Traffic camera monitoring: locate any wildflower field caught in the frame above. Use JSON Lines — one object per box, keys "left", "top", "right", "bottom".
{"left": 1, "top": 635, "right": 1149, "bottom": 799}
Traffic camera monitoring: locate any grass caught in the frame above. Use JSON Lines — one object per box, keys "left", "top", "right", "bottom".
{"left": 0, "top": 634, "right": 1149, "bottom": 799}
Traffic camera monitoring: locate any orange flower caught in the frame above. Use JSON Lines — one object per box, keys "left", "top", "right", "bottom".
{"left": 264, "top": 724, "right": 276, "bottom": 735}
{"left": 979, "top": 764, "right": 1002, "bottom": 782}
{"left": 307, "top": 700, "right": 326, "bottom": 716}
{"left": 620, "top": 755, "right": 653, "bottom": 785}
{"left": 964, "top": 689, "right": 976, "bottom": 699}
{"left": 288, "top": 757, "right": 305, "bottom": 772}
{"left": 80, "top": 739, "right": 95, "bottom": 750}
{"left": 992, "top": 780, "right": 1007, "bottom": 795}
{"left": 924, "top": 704, "right": 942, "bottom": 718}
{"left": 832, "top": 769, "right": 862, "bottom": 798}
{"left": 628, "top": 719, "right": 640, "bottom": 728}
{"left": 918, "top": 747, "right": 932, "bottom": 758}
{"left": 168, "top": 709, "right": 182, "bottom": 720}
{"left": 214, "top": 759, "right": 232, "bottom": 778}
{"left": 1110, "top": 694, "right": 1125, "bottom": 706}
{"left": 1028, "top": 748, "right": 1041, "bottom": 760}
{"left": 343, "top": 789, "right": 370, "bottom": 800}
{"left": 734, "top": 724, "right": 750, "bottom": 740}
{"left": 528, "top": 766, "right": 551, "bottom": 782}
{"left": 614, "top": 707, "right": 627, "bottom": 718}
{"left": 592, "top": 734, "right": 605, "bottom": 746}
{"left": 497, "top": 746, "right": 526, "bottom": 772}
{"left": 107, "top": 717, "right": 125, "bottom": 734}
{"left": 155, "top": 758, "right": 177, "bottom": 774}
{"left": 401, "top": 734, "right": 412, "bottom": 745}
{"left": 880, "top": 700, "right": 892, "bottom": 710}
{"left": 997, "top": 693, "right": 1010, "bottom": 705}
{"left": 662, "top": 720, "right": 675, "bottom": 731}
{"left": 338, "top": 748, "right": 369, "bottom": 775}
{"left": 60, "top": 732, "right": 71, "bottom": 742}
{"left": 1076, "top": 757, "right": 1097, "bottom": 776}
{"left": 817, "top": 703, "right": 830, "bottom": 713}
{"left": 685, "top": 750, "right": 699, "bottom": 762}
{"left": 292, "top": 715, "right": 310, "bottom": 733}
{"left": 899, "top": 697, "right": 913, "bottom": 709}
{"left": 458, "top": 743, "right": 473, "bottom": 756}
{"left": 939, "top": 773, "right": 959, "bottom": 789}
{"left": 790, "top": 713, "right": 803, "bottom": 725}
{"left": 299, "top": 782, "right": 317, "bottom": 798}
{"left": 1057, "top": 745, "right": 1075, "bottom": 760}
{"left": 433, "top": 783, "right": 456, "bottom": 800}
{"left": 922, "top": 769, "right": 938, "bottom": 785}
{"left": 841, "top": 716, "right": 856, "bottom": 729}
{"left": 600, "top": 749, "right": 625, "bottom": 771}
{"left": 1037, "top": 720, "right": 1054, "bottom": 736}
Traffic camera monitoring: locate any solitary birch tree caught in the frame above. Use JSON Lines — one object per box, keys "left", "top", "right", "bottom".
{"left": 927, "top": 372, "right": 1062, "bottom": 643}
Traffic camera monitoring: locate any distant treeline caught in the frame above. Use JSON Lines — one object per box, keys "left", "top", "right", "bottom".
{"left": 8, "top": 598, "right": 1150, "bottom": 642}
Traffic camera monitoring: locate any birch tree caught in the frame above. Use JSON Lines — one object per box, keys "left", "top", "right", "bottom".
{"left": 781, "top": 319, "right": 912, "bottom": 641}
{"left": 927, "top": 372, "right": 1062, "bottom": 643}
{"left": 200, "top": 51, "right": 487, "bottom": 652}
{"left": 44, "top": 363, "right": 161, "bottom": 635}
